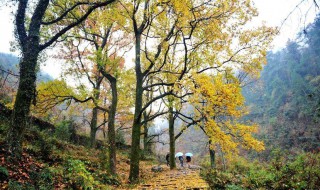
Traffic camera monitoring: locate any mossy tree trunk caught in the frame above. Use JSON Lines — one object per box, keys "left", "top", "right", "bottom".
{"left": 99, "top": 62, "right": 118, "bottom": 176}
{"left": 129, "top": 33, "right": 143, "bottom": 183}
{"left": 90, "top": 106, "right": 98, "bottom": 147}
{"left": 107, "top": 78, "right": 118, "bottom": 175}
{"left": 169, "top": 106, "right": 176, "bottom": 169}
{"left": 143, "top": 112, "right": 152, "bottom": 155}
{"left": 90, "top": 81, "right": 102, "bottom": 148}
{"left": 8, "top": 51, "right": 39, "bottom": 158}
{"left": 7, "top": 0, "right": 49, "bottom": 158}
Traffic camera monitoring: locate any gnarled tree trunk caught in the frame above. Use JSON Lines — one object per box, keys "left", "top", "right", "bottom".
{"left": 107, "top": 79, "right": 117, "bottom": 175}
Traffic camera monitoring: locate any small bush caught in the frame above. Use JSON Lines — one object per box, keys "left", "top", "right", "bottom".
{"left": 38, "top": 132, "right": 53, "bottom": 160}
{"left": 30, "top": 168, "right": 54, "bottom": 190}
{"left": 8, "top": 180, "right": 23, "bottom": 190}
{"left": 0, "top": 166, "right": 9, "bottom": 181}
{"left": 64, "top": 159, "right": 96, "bottom": 189}
{"left": 8, "top": 180, "right": 34, "bottom": 190}
{"left": 116, "top": 130, "right": 126, "bottom": 145}
{"left": 201, "top": 169, "right": 233, "bottom": 189}
{"left": 55, "top": 120, "right": 73, "bottom": 141}
{"left": 96, "top": 172, "right": 120, "bottom": 186}
{"left": 98, "top": 146, "right": 109, "bottom": 170}
{"left": 202, "top": 152, "right": 320, "bottom": 190}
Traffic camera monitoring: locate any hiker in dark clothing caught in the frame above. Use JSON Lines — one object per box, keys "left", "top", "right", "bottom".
{"left": 178, "top": 156, "right": 184, "bottom": 167}
{"left": 166, "top": 153, "right": 170, "bottom": 166}
{"left": 186, "top": 156, "right": 191, "bottom": 167}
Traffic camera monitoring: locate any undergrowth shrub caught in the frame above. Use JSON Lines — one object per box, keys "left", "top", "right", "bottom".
{"left": 55, "top": 120, "right": 73, "bottom": 141}
{"left": 96, "top": 171, "right": 120, "bottom": 186}
{"left": 37, "top": 132, "right": 53, "bottom": 160}
{"left": 98, "top": 146, "right": 109, "bottom": 170}
{"left": 0, "top": 166, "right": 9, "bottom": 182}
{"left": 30, "top": 168, "right": 54, "bottom": 190}
{"left": 24, "top": 126, "right": 54, "bottom": 160}
{"left": 8, "top": 180, "right": 33, "bottom": 190}
{"left": 202, "top": 152, "right": 320, "bottom": 189}
{"left": 64, "top": 159, "right": 96, "bottom": 189}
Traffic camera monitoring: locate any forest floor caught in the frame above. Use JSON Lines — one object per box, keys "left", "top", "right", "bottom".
{"left": 134, "top": 166, "right": 209, "bottom": 190}
{"left": 0, "top": 115, "right": 210, "bottom": 189}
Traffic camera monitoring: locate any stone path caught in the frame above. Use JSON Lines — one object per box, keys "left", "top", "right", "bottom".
{"left": 135, "top": 166, "right": 210, "bottom": 190}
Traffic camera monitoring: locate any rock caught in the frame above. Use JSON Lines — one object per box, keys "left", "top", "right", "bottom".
{"left": 188, "top": 165, "right": 202, "bottom": 170}
{"left": 151, "top": 165, "right": 163, "bottom": 172}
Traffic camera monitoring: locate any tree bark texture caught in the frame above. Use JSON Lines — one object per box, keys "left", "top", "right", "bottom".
{"left": 7, "top": 0, "right": 49, "bottom": 159}
{"left": 107, "top": 79, "right": 118, "bottom": 175}
{"left": 90, "top": 107, "right": 98, "bottom": 147}
{"left": 8, "top": 53, "right": 38, "bottom": 158}
{"left": 90, "top": 82, "right": 101, "bottom": 148}
{"left": 209, "top": 140, "right": 215, "bottom": 168}
{"left": 129, "top": 33, "right": 143, "bottom": 183}
{"left": 169, "top": 106, "right": 176, "bottom": 169}
{"left": 143, "top": 112, "right": 152, "bottom": 154}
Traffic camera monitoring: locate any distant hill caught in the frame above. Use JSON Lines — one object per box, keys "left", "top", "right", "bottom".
{"left": 242, "top": 16, "right": 320, "bottom": 153}
{"left": 0, "top": 52, "right": 53, "bottom": 82}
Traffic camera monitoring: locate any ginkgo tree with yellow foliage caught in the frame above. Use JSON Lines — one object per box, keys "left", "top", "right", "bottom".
{"left": 176, "top": 73, "right": 265, "bottom": 167}
{"left": 7, "top": 0, "right": 117, "bottom": 159}
{"left": 115, "top": 0, "right": 276, "bottom": 182}
{"left": 34, "top": 1, "right": 132, "bottom": 175}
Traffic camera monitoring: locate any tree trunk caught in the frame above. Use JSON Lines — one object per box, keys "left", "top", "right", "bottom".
{"left": 129, "top": 33, "right": 143, "bottom": 183}
{"left": 98, "top": 55, "right": 119, "bottom": 176}
{"left": 107, "top": 79, "right": 117, "bottom": 175}
{"left": 90, "top": 107, "right": 98, "bottom": 147}
{"left": 209, "top": 140, "right": 215, "bottom": 168}
{"left": 169, "top": 106, "right": 176, "bottom": 169}
{"left": 7, "top": 51, "right": 38, "bottom": 158}
{"left": 7, "top": 0, "right": 48, "bottom": 159}
{"left": 143, "top": 112, "right": 152, "bottom": 155}
{"left": 90, "top": 83, "right": 101, "bottom": 148}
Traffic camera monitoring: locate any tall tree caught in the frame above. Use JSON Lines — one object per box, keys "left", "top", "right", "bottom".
{"left": 35, "top": 4, "right": 130, "bottom": 174}
{"left": 7, "top": 0, "right": 116, "bottom": 158}
{"left": 118, "top": 0, "right": 177, "bottom": 182}
{"left": 117, "top": 0, "right": 275, "bottom": 182}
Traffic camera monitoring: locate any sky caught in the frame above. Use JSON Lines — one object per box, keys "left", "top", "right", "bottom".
{"left": 0, "top": 0, "right": 318, "bottom": 78}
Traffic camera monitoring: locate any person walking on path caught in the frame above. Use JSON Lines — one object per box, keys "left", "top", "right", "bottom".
{"left": 178, "top": 156, "right": 184, "bottom": 167}
{"left": 166, "top": 153, "right": 170, "bottom": 166}
{"left": 186, "top": 155, "right": 191, "bottom": 168}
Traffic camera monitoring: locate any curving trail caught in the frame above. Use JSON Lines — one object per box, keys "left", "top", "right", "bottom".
{"left": 135, "top": 166, "right": 210, "bottom": 190}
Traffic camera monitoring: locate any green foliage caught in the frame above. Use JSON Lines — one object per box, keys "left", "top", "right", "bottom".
{"left": 116, "top": 130, "right": 126, "bottom": 145}
{"left": 30, "top": 168, "right": 54, "bottom": 190}
{"left": 201, "top": 169, "right": 234, "bottom": 189}
{"left": 0, "top": 166, "right": 9, "bottom": 181}
{"left": 64, "top": 159, "right": 96, "bottom": 189}
{"left": 96, "top": 172, "right": 120, "bottom": 186}
{"left": 8, "top": 180, "right": 24, "bottom": 190}
{"left": 98, "top": 146, "right": 109, "bottom": 170}
{"left": 55, "top": 120, "right": 73, "bottom": 141}
{"left": 202, "top": 152, "right": 320, "bottom": 189}
{"left": 38, "top": 132, "right": 54, "bottom": 161}
{"left": 0, "top": 118, "right": 9, "bottom": 141}
{"left": 242, "top": 15, "right": 320, "bottom": 153}
{"left": 8, "top": 180, "right": 34, "bottom": 190}
{"left": 25, "top": 126, "right": 54, "bottom": 160}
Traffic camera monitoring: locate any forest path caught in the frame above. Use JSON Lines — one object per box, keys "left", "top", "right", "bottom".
{"left": 135, "top": 166, "right": 209, "bottom": 190}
